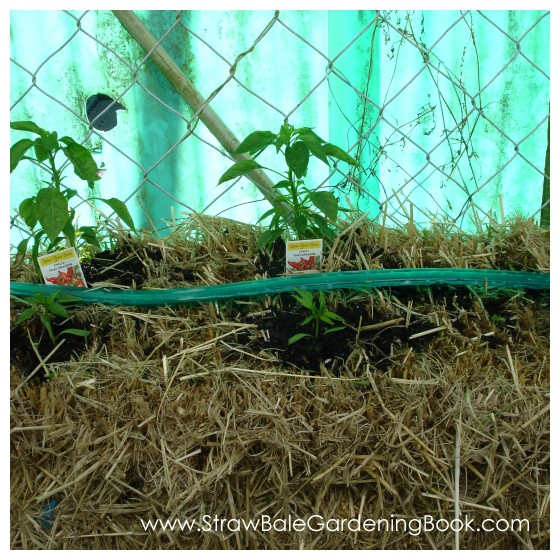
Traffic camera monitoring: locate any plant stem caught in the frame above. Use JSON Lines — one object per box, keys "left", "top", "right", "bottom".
{"left": 48, "top": 154, "right": 61, "bottom": 190}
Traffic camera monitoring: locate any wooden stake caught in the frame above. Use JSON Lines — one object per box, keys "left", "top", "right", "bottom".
{"left": 112, "top": 10, "right": 284, "bottom": 208}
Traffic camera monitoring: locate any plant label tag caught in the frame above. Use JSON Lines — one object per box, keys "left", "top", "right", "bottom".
{"left": 286, "top": 239, "right": 323, "bottom": 273}
{"left": 38, "top": 247, "right": 88, "bottom": 287}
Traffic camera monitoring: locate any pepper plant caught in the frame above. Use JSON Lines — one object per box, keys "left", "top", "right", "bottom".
{"left": 10, "top": 120, "right": 135, "bottom": 272}
{"left": 288, "top": 288, "right": 347, "bottom": 345}
{"left": 13, "top": 291, "right": 90, "bottom": 345}
{"left": 218, "top": 122, "right": 359, "bottom": 250}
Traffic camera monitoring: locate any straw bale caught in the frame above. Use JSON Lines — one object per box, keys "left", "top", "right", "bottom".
{"left": 10, "top": 213, "right": 549, "bottom": 550}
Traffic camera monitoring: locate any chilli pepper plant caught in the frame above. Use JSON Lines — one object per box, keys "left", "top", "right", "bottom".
{"left": 288, "top": 288, "right": 347, "bottom": 345}
{"left": 13, "top": 291, "right": 89, "bottom": 345}
{"left": 218, "top": 122, "right": 359, "bottom": 251}
{"left": 10, "top": 120, "right": 135, "bottom": 274}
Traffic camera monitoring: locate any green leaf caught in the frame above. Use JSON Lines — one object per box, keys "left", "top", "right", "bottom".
{"left": 15, "top": 307, "right": 38, "bottom": 325}
{"left": 34, "top": 132, "right": 59, "bottom": 161}
{"left": 100, "top": 197, "right": 135, "bottom": 230}
{"left": 25, "top": 293, "right": 46, "bottom": 305}
{"left": 296, "top": 130, "right": 329, "bottom": 164}
{"left": 300, "top": 315, "right": 315, "bottom": 326}
{"left": 78, "top": 226, "right": 101, "bottom": 249}
{"left": 293, "top": 213, "right": 308, "bottom": 237}
{"left": 295, "top": 127, "right": 325, "bottom": 143}
{"left": 274, "top": 137, "right": 286, "bottom": 152}
{"left": 323, "top": 143, "right": 360, "bottom": 166}
{"left": 39, "top": 314, "right": 56, "bottom": 343}
{"left": 35, "top": 188, "right": 69, "bottom": 243}
{"left": 325, "top": 325, "right": 347, "bottom": 335}
{"left": 285, "top": 141, "right": 309, "bottom": 179}
{"left": 218, "top": 160, "right": 263, "bottom": 184}
{"left": 323, "top": 310, "right": 345, "bottom": 322}
{"left": 276, "top": 122, "right": 294, "bottom": 151}
{"left": 46, "top": 236, "right": 66, "bottom": 252}
{"left": 81, "top": 235, "right": 101, "bottom": 250}
{"left": 234, "top": 130, "right": 276, "bottom": 155}
{"left": 309, "top": 213, "right": 336, "bottom": 238}
{"left": 294, "top": 288, "right": 313, "bottom": 300}
{"left": 59, "top": 328, "right": 90, "bottom": 339}
{"left": 288, "top": 332, "right": 311, "bottom": 345}
{"left": 56, "top": 294, "right": 84, "bottom": 304}
{"left": 299, "top": 135, "right": 329, "bottom": 165}
{"left": 10, "top": 139, "right": 35, "bottom": 172}
{"left": 14, "top": 237, "right": 30, "bottom": 266}
{"left": 292, "top": 295, "right": 311, "bottom": 309}
{"left": 78, "top": 225, "right": 97, "bottom": 237}
{"left": 19, "top": 197, "right": 38, "bottom": 229}
{"left": 11, "top": 121, "right": 48, "bottom": 137}
{"left": 269, "top": 212, "right": 285, "bottom": 231}
{"left": 309, "top": 191, "right": 338, "bottom": 222}
{"left": 293, "top": 289, "right": 315, "bottom": 310}
{"left": 33, "top": 140, "right": 51, "bottom": 162}
{"left": 270, "top": 197, "right": 293, "bottom": 212}
{"left": 62, "top": 219, "right": 76, "bottom": 246}
{"left": 256, "top": 229, "right": 281, "bottom": 251}
{"left": 59, "top": 137, "right": 100, "bottom": 182}
{"left": 273, "top": 180, "right": 292, "bottom": 191}
{"left": 47, "top": 302, "right": 71, "bottom": 319}
{"left": 63, "top": 188, "right": 78, "bottom": 201}
{"left": 31, "top": 231, "right": 44, "bottom": 270}
{"left": 256, "top": 207, "right": 279, "bottom": 224}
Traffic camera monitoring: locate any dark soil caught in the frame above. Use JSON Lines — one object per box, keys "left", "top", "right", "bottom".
{"left": 10, "top": 319, "right": 89, "bottom": 384}
{"left": 80, "top": 246, "right": 165, "bottom": 287}
{"left": 10, "top": 241, "right": 550, "bottom": 381}
{"left": 250, "top": 306, "right": 357, "bottom": 373}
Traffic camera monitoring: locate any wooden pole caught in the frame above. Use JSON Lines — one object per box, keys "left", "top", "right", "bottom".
{"left": 112, "top": 10, "right": 282, "bottom": 206}
{"left": 540, "top": 115, "right": 550, "bottom": 228}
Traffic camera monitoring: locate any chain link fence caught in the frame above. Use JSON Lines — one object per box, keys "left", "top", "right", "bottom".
{"left": 10, "top": 9, "right": 550, "bottom": 249}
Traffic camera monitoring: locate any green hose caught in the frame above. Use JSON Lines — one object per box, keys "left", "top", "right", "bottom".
{"left": 10, "top": 268, "right": 549, "bottom": 307}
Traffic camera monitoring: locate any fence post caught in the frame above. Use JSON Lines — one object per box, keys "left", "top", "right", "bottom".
{"left": 112, "top": 10, "right": 285, "bottom": 209}
{"left": 540, "top": 115, "right": 550, "bottom": 228}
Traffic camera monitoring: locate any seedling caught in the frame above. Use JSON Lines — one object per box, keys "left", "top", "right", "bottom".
{"left": 13, "top": 291, "right": 90, "bottom": 344}
{"left": 288, "top": 288, "right": 347, "bottom": 345}
{"left": 218, "top": 122, "right": 359, "bottom": 251}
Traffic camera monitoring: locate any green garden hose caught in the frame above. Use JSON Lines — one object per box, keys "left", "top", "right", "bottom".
{"left": 9, "top": 268, "right": 549, "bottom": 307}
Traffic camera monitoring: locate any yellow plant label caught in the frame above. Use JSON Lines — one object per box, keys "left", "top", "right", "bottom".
{"left": 38, "top": 247, "right": 88, "bottom": 288}
{"left": 286, "top": 239, "right": 323, "bottom": 273}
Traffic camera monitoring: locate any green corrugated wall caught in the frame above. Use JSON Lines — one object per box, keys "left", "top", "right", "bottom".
{"left": 10, "top": 10, "right": 550, "bottom": 244}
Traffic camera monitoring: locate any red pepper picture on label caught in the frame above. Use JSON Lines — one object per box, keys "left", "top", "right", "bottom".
{"left": 301, "top": 255, "right": 315, "bottom": 268}
{"left": 46, "top": 266, "right": 86, "bottom": 287}
{"left": 288, "top": 260, "right": 303, "bottom": 270}
{"left": 288, "top": 255, "right": 317, "bottom": 271}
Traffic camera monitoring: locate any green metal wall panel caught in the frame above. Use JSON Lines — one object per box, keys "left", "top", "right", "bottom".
{"left": 10, "top": 10, "right": 550, "bottom": 247}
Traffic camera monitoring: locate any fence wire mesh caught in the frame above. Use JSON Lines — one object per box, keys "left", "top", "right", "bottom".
{"left": 10, "top": 9, "right": 550, "bottom": 249}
